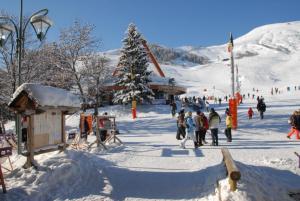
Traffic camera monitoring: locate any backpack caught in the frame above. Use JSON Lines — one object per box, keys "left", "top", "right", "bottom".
{"left": 293, "top": 114, "right": 300, "bottom": 129}
{"left": 261, "top": 103, "right": 266, "bottom": 112}
{"left": 203, "top": 116, "right": 209, "bottom": 130}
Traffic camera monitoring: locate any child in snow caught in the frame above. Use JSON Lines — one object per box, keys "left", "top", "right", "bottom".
{"left": 225, "top": 113, "right": 232, "bottom": 142}
{"left": 287, "top": 110, "right": 300, "bottom": 140}
{"left": 181, "top": 111, "right": 197, "bottom": 149}
{"left": 248, "top": 107, "right": 254, "bottom": 119}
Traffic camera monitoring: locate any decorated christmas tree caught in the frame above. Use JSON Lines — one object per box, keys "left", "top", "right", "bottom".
{"left": 113, "top": 23, "right": 154, "bottom": 104}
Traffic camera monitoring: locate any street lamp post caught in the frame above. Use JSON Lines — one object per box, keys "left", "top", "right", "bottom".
{"left": 0, "top": 0, "right": 53, "bottom": 155}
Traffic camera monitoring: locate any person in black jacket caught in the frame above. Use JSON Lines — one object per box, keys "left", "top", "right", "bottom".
{"left": 257, "top": 99, "right": 266, "bottom": 119}
{"left": 170, "top": 101, "right": 177, "bottom": 117}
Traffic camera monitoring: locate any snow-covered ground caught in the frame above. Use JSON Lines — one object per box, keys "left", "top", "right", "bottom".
{"left": 1, "top": 90, "right": 300, "bottom": 201}
{"left": 1, "top": 21, "right": 300, "bottom": 201}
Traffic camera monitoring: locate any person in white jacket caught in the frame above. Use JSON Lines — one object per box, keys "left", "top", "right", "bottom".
{"left": 181, "top": 111, "right": 197, "bottom": 149}
{"left": 208, "top": 108, "right": 221, "bottom": 146}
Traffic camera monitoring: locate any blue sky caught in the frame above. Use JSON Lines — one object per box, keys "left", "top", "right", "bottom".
{"left": 2, "top": 0, "right": 300, "bottom": 50}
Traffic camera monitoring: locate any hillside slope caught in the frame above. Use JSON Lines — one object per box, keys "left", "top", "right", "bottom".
{"left": 104, "top": 21, "right": 300, "bottom": 97}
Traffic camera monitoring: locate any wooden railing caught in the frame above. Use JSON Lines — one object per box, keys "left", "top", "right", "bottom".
{"left": 221, "top": 148, "right": 241, "bottom": 191}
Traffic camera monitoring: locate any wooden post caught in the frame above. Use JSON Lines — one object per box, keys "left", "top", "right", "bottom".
{"left": 61, "top": 112, "right": 66, "bottom": 150}
{"left": 221, "top": 148, "right": 241, "bottom": 191}
{"left": 113, "top": 118, "right": 116, "bottom": 143}
{"left": 96, "top": 116, "right": 101, "bottom": 147}
{"left": 0, "top": 164, "right": 6, "bottom": 193}
{"left": 24, "top": 115, "right": 34, "bottom": 168}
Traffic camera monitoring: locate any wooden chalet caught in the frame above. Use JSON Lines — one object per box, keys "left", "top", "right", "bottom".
{"left": 8, "top": 83, "right": 81, "bottom": 167}
{"left": 104, "top": 39, "right": 186, "bottom": 102}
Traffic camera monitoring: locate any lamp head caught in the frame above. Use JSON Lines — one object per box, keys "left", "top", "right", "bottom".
{"left": 30, "top": 15, "right": 53, "bottom": 41}
{"left": 0, "top": 23, "right": 13, "bottom": 47}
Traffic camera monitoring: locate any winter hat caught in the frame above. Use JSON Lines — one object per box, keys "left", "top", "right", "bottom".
{"left": 210, "top": 108, "right": 215, "bottom": 112}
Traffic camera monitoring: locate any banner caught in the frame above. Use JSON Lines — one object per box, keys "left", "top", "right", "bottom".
{"left": 229, "top": 98, "right": 238, "bottom": 129}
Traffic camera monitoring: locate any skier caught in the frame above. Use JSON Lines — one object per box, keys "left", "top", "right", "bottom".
{"left": 170, "top": 101, "right": 177, "bottom": 117}
{"left": 176, "top": 109, "right": 186, "bottom": 140}
{"left": 248, "top": 107, "right": 254, "bottom": 119}
{"left": 208, "top": 108, "right": 221, "bottom": 146}
{"left": 218, "top": 98, "right": 222, "bottom": 106}
{"left": 257, "top": 99, "right": 266, "bottom": 119}
{"left": 180, "top": 111, "right": 197, "bottom": 149}
{"left": 287, "top": 110, "right": 300, "bottom": 140}
{"left": 225, "top": 112, "right": 232, "bottom": 142}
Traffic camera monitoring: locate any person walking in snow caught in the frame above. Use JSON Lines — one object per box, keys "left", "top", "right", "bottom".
{"left": 257, "top": 99, "right": 266, "bottom": 119}
{"left": 225, "top": 108, "right": 230, "bottom": 116}
{"left": 170, "top": 101, "right": 177, "bottom": 117}
{"left": 287, "top": 110, "right": 300, "bottom": 140}
{"left": 248, "top": 107, "right": 254, "bottom": 119}
{"left": 200, "top": 112, "right": 209, "bottom": 144}
{"left": 181, "top": 111, "right": 197, "bottom": 149}
{"left": 193, "top": 111, "right": 203, "bottom": 146}
{"left": 205, "top": 101, "right": 210, "bottom": 112}
{"left": 176, "top": 110, "right": 186, "bottom": 140}
{"left": 225, "top": 112, "right": 232, "bottom": 142}
{"left": 208, "top": 108, "right": 221, "bottom": 146}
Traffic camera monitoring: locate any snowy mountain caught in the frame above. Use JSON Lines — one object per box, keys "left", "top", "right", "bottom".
{"left": 104, "top": 21, "right": 300, "bottom": 97}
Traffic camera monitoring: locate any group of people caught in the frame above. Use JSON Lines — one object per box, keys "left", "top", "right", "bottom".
{"left": 81, "top": 112, "right": 114, "bottom": 142}
{"left": 176, "top": 107, "right": 233, "bottom": 149}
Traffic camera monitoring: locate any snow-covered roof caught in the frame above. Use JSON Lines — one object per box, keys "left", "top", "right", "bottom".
{"left": 10, "top": 83, "right": 81, "bottom": 109}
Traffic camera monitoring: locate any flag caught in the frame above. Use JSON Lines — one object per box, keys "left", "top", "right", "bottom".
{"left": 228, "top": 32, "right": 234, "bottom": 52}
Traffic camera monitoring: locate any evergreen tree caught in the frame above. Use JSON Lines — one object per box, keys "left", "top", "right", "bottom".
{"left": 113, "top": 23, "right": 154, "bottom": 104}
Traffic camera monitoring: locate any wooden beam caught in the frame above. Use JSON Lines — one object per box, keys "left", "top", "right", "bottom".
{"left": 24, "top": 115, "right": 35, "bottom": 168}
{"left": 221, "top": 148, "right": 241, "bottom": 191}
{"left": 62, "top": 112, "right": 66, "bottom": 150}
{"left": 0, "top": 164, "right": 6, "bottom": 193}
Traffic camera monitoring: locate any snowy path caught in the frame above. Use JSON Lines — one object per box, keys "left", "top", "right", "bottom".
{"left": 1, "top": 96, "right": 300, "bottom": 201}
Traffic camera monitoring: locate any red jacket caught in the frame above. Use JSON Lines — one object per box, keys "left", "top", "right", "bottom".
{"left": 248, "top": 108, "right": 254, "bottom": 116}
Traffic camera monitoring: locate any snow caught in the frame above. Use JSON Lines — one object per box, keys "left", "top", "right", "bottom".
{"left": 1, "top": 21, "right": 300, "bottom": 201}
{"left": 2, "top": 93, "right": 300, "bottom": 201}
{"left": 11, "top": 83, "right": 81, "bottom": 108}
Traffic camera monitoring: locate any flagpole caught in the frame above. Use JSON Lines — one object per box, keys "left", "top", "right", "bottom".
{"left": 236, "top": 64, "right": 239, "bottom": 93}
{"left": 228, "top": 32, "right": 238, "bottom": 129}
{"left": 230, "top": 47, "right": 235, "bottom": 97}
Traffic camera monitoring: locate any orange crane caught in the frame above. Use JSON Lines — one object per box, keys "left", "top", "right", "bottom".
{"left": 141, "top": 39, "right": 165, "bottom": 77}
{"left": 112, "top": 39, "right": 166, "bottom": 78}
